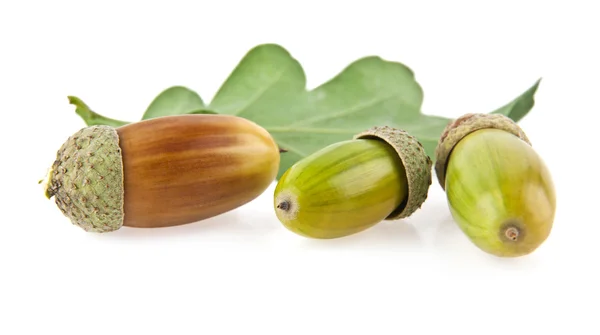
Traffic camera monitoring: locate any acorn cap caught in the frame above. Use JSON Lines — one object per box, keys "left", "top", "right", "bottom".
{"left": 354, "top": 126, "right": 432, "bottom": 220}
{"left": 43, "top": 126, "right": 125, "bottom": 232}
{"left": 434, "top": 113, "right": 531, "bottom": 190}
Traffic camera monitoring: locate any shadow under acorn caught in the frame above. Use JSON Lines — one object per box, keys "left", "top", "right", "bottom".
{"left": 293, "top": 219, "right": 423, "bottom": 251}
{"left": 432, "top": 212, "right": 546, "bottom": 267}
{"left": 86, "top": 208, "right": 279, "bottom": 241}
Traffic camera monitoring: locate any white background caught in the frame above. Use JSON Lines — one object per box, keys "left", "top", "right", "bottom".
{"left": 1, "top": 0, "right": 598, "bottom": 334}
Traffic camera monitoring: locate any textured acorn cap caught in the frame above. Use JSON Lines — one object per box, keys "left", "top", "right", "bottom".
{"left": 354, "top": 126, "right": 432, "bottom": 220}
{"left": 434, "top": 113, "right": 531, "bottom": 190}
{"left": 43, "top": 126, "right": 125, "bottom": 232}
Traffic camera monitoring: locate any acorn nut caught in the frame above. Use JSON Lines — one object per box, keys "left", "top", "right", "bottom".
{"left": 435, "top": 113, "right": 556, "bottom": 257}
{"left": 43, "top": 114, "right": 281, "bottom": 232}
{"left": 273, "top": 126, "right": 432, "bottom": 239}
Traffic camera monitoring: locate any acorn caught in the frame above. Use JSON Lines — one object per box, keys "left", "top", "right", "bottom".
{"left": 273, "top": 126, "right": 432, "bottom": 239}
{"left": 435, "top": 113, "right": 556, "bottom": 257}
{"left": 42, "top": 114, "right": 280, "bottom": 232}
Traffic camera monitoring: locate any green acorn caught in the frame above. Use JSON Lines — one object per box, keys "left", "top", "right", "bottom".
{"left": 273, "top": 126, "right": 432, "bottom": 239}
{"left": 435, "top": 113, "right": 556, "bottom": 257}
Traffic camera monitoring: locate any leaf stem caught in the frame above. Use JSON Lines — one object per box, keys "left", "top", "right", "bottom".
{"left": 265, "top": 127, "right": 358, "bottom": 135}
{"left": 68, "top": 96, "right": 130, "bottom": 127}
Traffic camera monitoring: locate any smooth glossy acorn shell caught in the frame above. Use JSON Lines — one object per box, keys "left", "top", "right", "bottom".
{"left": 117, "top": 114, "right": 280, "bottom": 228}
{"left": 445, "top": 128, "right": 556, "bottom": 257}
{"left": 273, "top": 139, "right": 408, "bottom": 239}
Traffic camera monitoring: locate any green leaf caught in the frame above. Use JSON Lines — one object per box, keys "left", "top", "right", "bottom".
{"left": 208, "top": 44, "right": 306, "bottom": 118}
{"left": 67, "top": 43, "right": 542, "bottom": 180}
{"left": 492, "top": 78, "right": 541, "bottom": 122}
{"left": 142, "top": 86, "right": 205, "bottom": 119}
{"left": 208, "top": 47, "right": 446, "bottom": 177}
{"left": 68, "top": 87, "right": 212, "bottom": 127}
{"left": 205, "top": 44, "right": 542, "bottom": 178}
{"left": 68, "top": 96, "right": 129, "bottom": 127}
{"left": 267, "top": 56, "right": 432, "bottom": 178}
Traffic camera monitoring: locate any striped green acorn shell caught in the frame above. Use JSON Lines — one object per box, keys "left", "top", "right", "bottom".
{"left": 435, "top": 113, "right": 556, "bottom": 257}
{"left": 273, "top": 126, "right": 432, "bottom": 239}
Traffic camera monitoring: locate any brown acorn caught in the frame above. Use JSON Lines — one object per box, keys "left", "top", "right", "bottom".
{"left": 42, "top": 114, "right": 280, "bottom": 232}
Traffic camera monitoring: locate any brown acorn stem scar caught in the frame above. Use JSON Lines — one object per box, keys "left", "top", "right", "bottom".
{"left": 505, "top": 226, "right": 519, "bottom": 241}
{"left": 277, "top": 201, "right": 290, "bottom": 211}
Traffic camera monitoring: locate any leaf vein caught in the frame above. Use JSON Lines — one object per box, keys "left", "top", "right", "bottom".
{"left": 289, "top": 92, "right": 412, "bottom": 127}
{"left": 266, "top": 127, "right": 359, "bottom": 135}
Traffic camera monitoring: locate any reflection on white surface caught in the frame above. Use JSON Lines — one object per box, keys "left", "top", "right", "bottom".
{"left": 49, "top": 175, "right": 561, "bottom": 264}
